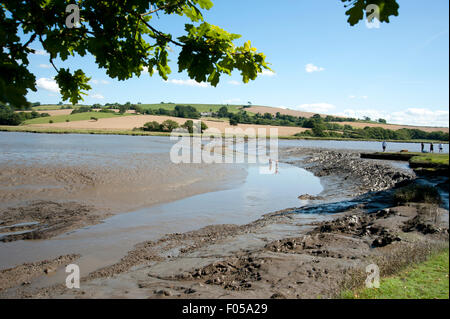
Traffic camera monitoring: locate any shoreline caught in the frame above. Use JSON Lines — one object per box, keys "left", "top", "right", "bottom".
{"left": 1, "top": 126, "right": 448, "bottom": 144}
{"left": 2, "top": 146, "right": 447, "bottom": 298}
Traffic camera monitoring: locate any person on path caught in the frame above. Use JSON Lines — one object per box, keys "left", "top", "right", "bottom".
{"left": 430, "top": 143, "right": 434, "bottom": 153}
{"left": 382, "top": 141, "right": 387, "bottom": 152}
{"left": 421, "top": 142, "right": 425, "bottom": 153}
{"left": 439, "top": 143, "right": 443, "bottom": 153}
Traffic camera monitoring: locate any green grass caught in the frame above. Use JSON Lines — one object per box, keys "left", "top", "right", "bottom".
{"left": 138, "top": 103, "right": 245, "bottom": 114}
{"left": 393, "top": 184, "right": 441, "bottom": 204}
{"left": 341, "top": 249, "right": 449, "bottom": 299}
{"left": 410, "top": 153, "right": 449, "bottom": 166}
{"left": 31, "top": 104, "right": 89, "bottom": 111}
{"left": 22, "top": 111, "right": 131, "bottom": 124}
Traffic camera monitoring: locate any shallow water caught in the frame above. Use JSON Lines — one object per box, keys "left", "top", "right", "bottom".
{"left": 0, "top": 161, "right": 321, "bottom": 278}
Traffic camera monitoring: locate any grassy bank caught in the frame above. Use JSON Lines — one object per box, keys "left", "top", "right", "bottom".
{"left": 23, "top": 111, "right": 131, "bottom": 124}
{"left": 341, "top": 249, "right": 449, "bottom": 299}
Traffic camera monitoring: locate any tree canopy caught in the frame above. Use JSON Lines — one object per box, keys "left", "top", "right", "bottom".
{"left": 1, "top": 0, "right": 399, "bottom": 108}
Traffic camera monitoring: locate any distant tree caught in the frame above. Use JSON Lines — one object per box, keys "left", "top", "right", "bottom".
{"left": 378, "top": 118, "right": 387, "bottom": 124}
{"left": 218, "top": 106, "right": 229, "bottom": 118}
{"left": 160, "top": 119, "right": 179, "bottom": 132}
{"left": 143, "top": 121, "right": 162, "bottom": 132}
{"left": 118, "top": 104, "right": 128, "bottom": 114}
{"left": 182, "top": 120, "right": 194, "bottom": 133}
{"left": 229, "top": 116, "right": 239, "bottom": 126}
{"left": 263, "top": 112, "right": 272, "bottom": 120}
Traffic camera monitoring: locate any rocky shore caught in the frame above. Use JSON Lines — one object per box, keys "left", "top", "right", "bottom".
{"left": 281, "top": 147, "right": 416, "bottom": 198}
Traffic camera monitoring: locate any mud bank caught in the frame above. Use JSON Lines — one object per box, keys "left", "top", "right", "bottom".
{"left": 280, "top": 147, "right": 415, "bottom": 198}
{"left": 0, "top": 147, "right": 447, "bottom": 298}
{"left": 0, "top": 156, "right": 247, "bottom": 242}
{"left": 5, "top": 195, "right": 447, "bottom": 298}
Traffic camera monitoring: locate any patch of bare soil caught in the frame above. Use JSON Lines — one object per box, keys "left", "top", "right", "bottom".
{"left": 0, "top": 254, "right": 80, "bottom": 291}
{"left": 0, "top": 201, "right": 101, "bottom": 242}
{"left": 10, "top": 200, "right": 448, "bottom": 299}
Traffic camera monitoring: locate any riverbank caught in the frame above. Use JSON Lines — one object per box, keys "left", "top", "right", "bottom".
{"left": 1, "top": 125, "right": 448, "bottom": 144}
{"left": 341, "top": 248, "right": 449, "bottom": 299}
{"left": 1, "top": 145, "right": 447, "bottom": 298}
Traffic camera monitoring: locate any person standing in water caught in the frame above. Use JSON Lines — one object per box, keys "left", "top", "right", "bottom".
{"left": 382, "top": 141, "right": 387, "bottom": 152}
{"left": 439, "top": 143, "right": 443, "bottom": 153}
{"left": 430, "top": 143, "right": 434, "bottom": 153}
{"left": 421, "top": 142, "right": 425, "bottom": 153}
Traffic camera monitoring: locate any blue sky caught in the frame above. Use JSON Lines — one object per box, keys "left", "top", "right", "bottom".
{"left": 26, "top": 0, "right": 449, "bottom": 127}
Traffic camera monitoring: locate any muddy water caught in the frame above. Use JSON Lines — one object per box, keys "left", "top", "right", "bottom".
{"left": 0, "top": 163, "right": 321, "bottom": 288}
{"left": 0, "top": 132, "right": 322, "bottom": 288}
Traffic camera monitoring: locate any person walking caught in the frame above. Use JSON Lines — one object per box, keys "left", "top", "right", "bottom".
{"left": 421, "top": 142, "right": 425, "bottom": 153}
{"left": 439, "top": 143, "right": 443, "bottom": 153}
{"left": 382, "top": 141, "right": 387, "bottom": 152}
{"left": 430, "top": 143, "right": 434, "bottom": 153}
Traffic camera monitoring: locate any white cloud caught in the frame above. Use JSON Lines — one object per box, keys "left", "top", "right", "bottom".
{"left": 338, "top": 108, "right": 449, "bottom": 127}
{"left": 91, "top": 93, "right": 105, "bottom": 99}
{"left": 32, "top": 49, "right": 49, "bottom": 56}
{"left": 260, "top": 70, "right": 276, "bottom": 77}
{"left": 294, "top": 103, "right": 336, "bottom": 114}
{"left": 305, "top": 63, "right": 325, "bottom": 73}
{"left": 228, "top": 80, "right": 241, "bottom": 86}
{"left": 91, "top": 79, "right": 110, "bottom": 85}
{"left": 165, "top": 79, "right": 209, "bottom": 88}
{"left": 223, "top": 98, "right": 242, "bottom": 104}
{"left": 36, "top": 77, "right": 59, "bottom": 93}
{"left": 39, "top": 64, "right": 52, "bottom": 69}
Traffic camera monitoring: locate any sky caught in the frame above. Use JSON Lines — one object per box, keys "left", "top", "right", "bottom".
{"left": 25, "top": 0, "right": 449, "bottom": 127}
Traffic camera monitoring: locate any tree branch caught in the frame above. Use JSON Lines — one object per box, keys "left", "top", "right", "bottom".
{"left": 137, "top": 15, "right": 184, "bottom": 47}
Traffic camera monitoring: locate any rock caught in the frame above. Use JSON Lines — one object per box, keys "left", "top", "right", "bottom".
{"left": 184, "top": 288, "right": 196, "bottom": 294}
{"left": 155, "top": 289, "right": 171, "bottom": 296}
{"left": 270, "top": 292, "right": 286, "bottom": 299}
{"left": 44, "top": 266, "right": 56, "bottom": 274}
{"left": 298, "top": 194, "right": 324, "bottom": 200}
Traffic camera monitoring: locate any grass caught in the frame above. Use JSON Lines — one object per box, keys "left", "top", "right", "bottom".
{"left": 22, "top": 111, "right": 131, "bottom": 124}
{"left": 393, "top": 184, "right": 441, "bottom": 204}
{"left": 341, "top": 249, "right": 449, "bottom": 299}
{"left": 410, "top": 153, "right": 449, "bottom": 166}
{"left": 138, "top": 103, "right": 245, "bottom": 114}
{"left": 31, "top": 104, "right": 88, "bottom": 111}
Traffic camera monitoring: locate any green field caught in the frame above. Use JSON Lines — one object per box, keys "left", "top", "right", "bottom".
{"left": 341, "top": 249, "right": 449, "bottom": 299}
{"left": 23, "top": 111, "right": 130, "bottom": 124}
{"left": 410, "top": 153, "right": 449, "bottom": 166}
{"left": 32, "top": 104, "right": 88, "bottom": 111}
{"left": 137, "top": 103, "right": 245, "bottom": 114}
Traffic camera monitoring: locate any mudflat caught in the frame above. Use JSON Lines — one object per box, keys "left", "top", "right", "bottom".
{"left": 2, "top": 144, "right": 447, "bottom": 298}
